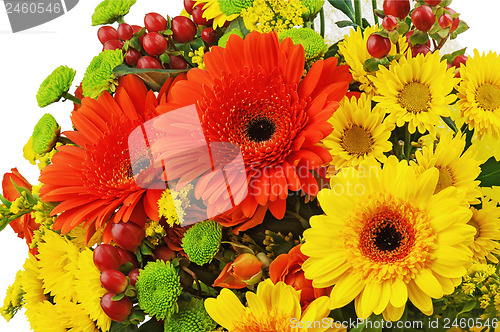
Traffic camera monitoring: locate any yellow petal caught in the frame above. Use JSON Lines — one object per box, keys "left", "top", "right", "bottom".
{"left": 389, "top": 278, "right": 408, "bottom": 308}
{"left": 204, "top": 289, "right": 245, "bottom": 329}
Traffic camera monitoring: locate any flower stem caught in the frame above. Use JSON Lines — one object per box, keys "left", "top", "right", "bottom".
{"left": 372, "top": 0, "right": 379, "bottom": 24}
{"left": 354, "top": 0, "right": 362, "bottom": 27}
{"left": 320, "top": 7, "right": 325, "bottom": 38}
{"left": 63, "top": 92, "right": 81, "bottom": 105}
{"left": 404, "top": 124, "right": 412, "bottom": 160}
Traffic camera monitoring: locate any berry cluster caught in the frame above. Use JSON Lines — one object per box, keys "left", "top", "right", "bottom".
{"left": 366, "top": 0, "right": 468, "bottom": 74}
{"left": 96, "top": 0, "right": 222, "bottom": 70}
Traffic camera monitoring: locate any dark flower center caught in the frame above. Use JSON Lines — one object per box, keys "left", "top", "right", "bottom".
{"left": 246, "top": 118, "right": 276, "bottom": 143}
{"left": 374, "top": 223, "right": 403, "bottom": 252}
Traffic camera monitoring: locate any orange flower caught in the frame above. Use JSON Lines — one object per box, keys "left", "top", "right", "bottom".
{"left": 2, "top": 168, "right": 39, "bottom": 254}
{"left": 156, "top": 31, "right": 352, "bottom": 231}
{"left": 269, "top": 244, "right": 330, "bottom": 308}
{"left": 213, "top": 253, "right": 263, "bottom": 289}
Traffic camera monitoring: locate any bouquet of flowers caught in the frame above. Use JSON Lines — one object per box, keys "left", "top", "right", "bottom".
{"left": 1, "top": 0, "right": 500, "bottom": 331}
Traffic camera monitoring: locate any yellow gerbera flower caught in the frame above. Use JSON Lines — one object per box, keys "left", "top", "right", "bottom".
{"left": 74, "top": 249, "right": 112, "bottom": 332}
{"left": 37, "top": 230, "right": 80, "bottom": 302}
{"left": 412, "top": 132, "right": 482, "bottom": 204}
{"left": 302, "top": 156, "right": 475, "bottom": 321}
{"left": 322, "top": 94, "right": 393, "bottom": 169}
{"left": 194, "top": 0, "right": 242, "bottom": 28}
{"left": 204, "top": 279, "right": 343, "bottom": 331}
{"left": 457, "top": 50, "right": 500, "bottom": 138}
{"left": 338, "top": 25, "right": 406, "bottom": 97}
{"left": 468, "top": 197, "right": 500, "bottom": 264}
{"left": 370, "top": 52, "right": 458, "bottom": 135}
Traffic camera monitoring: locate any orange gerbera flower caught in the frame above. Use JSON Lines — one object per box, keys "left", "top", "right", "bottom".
{"left": 39, "top": 75, "right": 168, "bottom": 242}
{"left": 156, "top": 32, "right": 351, "bottom": 231}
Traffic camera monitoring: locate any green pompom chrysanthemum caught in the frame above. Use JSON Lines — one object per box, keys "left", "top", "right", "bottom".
{"left": 218, "top": 29, "right": 244, "bottom": 48}
{"left": 91, "top": 0, "right": 136, "bottom": 26}
{"left": 32, "top": 114, "right": 60, "bottom": 154}
{"left": 218, "top": 0, "right": 254, "bottom": 16}
{"left": 302, "top": 0, "right": 325, "bottom": 19}
{"left": 164, "top": 298, "right": 216, "bottom": 332}
{"left": 279, "top": 27, "right": 328, "bottom": 60}
{"left": 36, "top": 65, "right": 76, "bottom": 108}
{"left": 181, "top": 220, "right": 222, "bottom": 266}
{"left": 136, "top": 260, "right": 181, "bottom": 321}
{"left": 81, "top": 50, "right": 124, "bottom": 99}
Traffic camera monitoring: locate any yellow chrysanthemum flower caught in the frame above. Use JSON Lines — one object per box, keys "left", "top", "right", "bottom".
{"left": 322, "top": 94, "right": 393, "bottom": 169}
{"left": 412, "top": 132, "right": 482, "bottom": 204}
{"left": 28, "top": 301, "right": 70, "bottom": 332}
{"left": 302, "top": 156, "right": 475, "bottom": 321}
{"left": 371, "top": 52, "right": 459, "bottom": 134}
{"left": 57, "top": 299, "right": 100, "bottom": 332}
{"left": 468, "top": 197, "right": 500, "bottom": 264}
{"left": 338, "top": 25, "right": 406, "bottom": 97}
{"left": 74, "top": 249, "right": 111, "bottom": 332}
{"left": 204, "top": 279, "right": 344, "bottom": 331}
{"left": 37, "top": 230, "right": 80, "bottom": 302}
{"left": 21, "top": 254, "right": 49, "bottom": 331}
{"left": 457, "top": 50, "right": 500, "bottom": 138}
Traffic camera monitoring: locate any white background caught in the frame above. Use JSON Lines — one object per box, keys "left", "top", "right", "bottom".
{"left": 0, "top": 0, "right": 498, "bottom": 330}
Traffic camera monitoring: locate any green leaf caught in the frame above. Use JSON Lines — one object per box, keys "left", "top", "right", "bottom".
{"left": 441, "top": 116, "right": 458, "bottom": 133}
{"left": 189, "top": 37, "right": 205, "bottom": 51}
{"left": 478, "top": 157, "right": 500, "bottom": 187}
{"left": 410, "top": 30, "right": 429, "bottom": 46}
{"left": 441, "top": 0, "right": 453, "bottom": 7}
{"left": 324, "top": 41, "right": 340, "bottom": 59}
{"left": 396, "top": 21, "right": 410, "bottom": 35}
{"left": 437, "top": 28, "right": 450, "bottom": 39}
{"left": 111, "top": 293, "right": 125, "bottom": 301}
{"left": 110, "top": 321, "right": 139, "bottom": 332}
{"left": 225, "top": 16, "right": 250, "bottom": 36}
{"left": 388, "top": 30, "right": 399, "bottom": 44}
{"left": 327, "top": 0, "right": 355, "bottom": 22}
{"left": 335, "top": 20, "right": 358, "bottom": 28}
{"left": 138, "top": 319, "right": 164, "bottom": 332}
{"left": 113, "top": 64, "right": 188, "bottom": 91}
{"left": 454, "top": 20, "right": 469, "bottom": 35}
{"left": 0, "top": 193, "right": 12, "bottom": 208}
{"left": 129, "top": 36, "right": 141, "bottom": 51}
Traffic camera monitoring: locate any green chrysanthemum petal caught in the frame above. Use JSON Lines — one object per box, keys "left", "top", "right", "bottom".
{"left": 164, "top": 298, "right": 216, "bottom": 332}
{"left": 36, "top": 65, "right": 76, "bottom": 108}
{"left": 279, "top": 27, "right": 328, "bottom": 60}
{"left": 302, "top": 0, "right": 325, "bottom": 19}
{"left": 181, "top": 220, "right": 222, "bottom": 266}
{"left": 91, "top": 0, "right": 136, "bottom": 26}
{"left": 136, "top": 260, "right": 181, "bottom": 321}
{"left": 32, "top": 114, "right": 60, "bottom": 154}
{"left": 218, "top": 29, "right": 244, "bottom": 48}
{"left": 81, "top": 50, "right": 124, "bottom": 99}
{"left": 218, "top": 0, "right": 254, "bottom": 16}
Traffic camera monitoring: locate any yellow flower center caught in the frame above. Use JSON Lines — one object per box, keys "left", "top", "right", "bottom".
{"left": 341, "top": 125, "right": 373, "bottom": 155}
{"left": 232, "top": 309, "right": 293, "bottom": 332}
{"left": 476, "top": 84, "right": 500, "bottom": 111}
{"left": 398, "top": 82, "right": 431, "bottom": 113}
{"left": 467, "top": 218, "right": 481, "bottom": 239}
{"left": 434, "top": 166, "right": 455, "bottom": 194}
{"left": 345, "top": 193, "right": 436, "bottom": 282}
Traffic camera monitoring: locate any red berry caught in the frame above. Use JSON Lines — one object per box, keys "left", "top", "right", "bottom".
{"left": 411, "top": 43, "right": 431, "bottom": 56}
{"left": 103, "top": 39, "right": 124, "bottom": 51}
{"left": 93, "top": 244, "right": 122, "bottom": 272}
{"left": 100, "top": 269, "right": 129, "bottom": 294}
{"left": 143, "top": 32, "right": 168, "bottom": 56}
{"left": 453, "top": 55, "right": 468, "bottom": 68}
{"left": 169, "top": 55, "right": 189, "bottom": 69}
{"left": 125, "top": 49, "right": 141, "bottom": 67}
{"left": 367, "top": 34, "right": 391, "bottom": 58}
{"left": 137, "top": 56, "right": 163, "bottom": 69}
{"left": 406, "top": 30, "right": 431, "bottom": 46}
{"left": 144, "top": 12, "right": 167, "bottom": 32}
{"left": 201, "top": 27, "right": 217, "bottom": 44}
{"left": 98, "top": 26, "right": 118, "bottom": 45}
{"left": 382, "top": 15, "right": 398, "bottom": 31}
{"left": 438, "top": 13, "right": 453, "bottom": 28}
{"left": 171, "top": 16, "right": 197, "bottom": 43}
{"left": 153, "top": 246, "right": 176, "bottom": 262}
{"left": 100, "top": 293, "right": 133, "bottom": 322}
{"left": 132, "top": 25, "right": 143, "bottom": 34}
{"left": 451, "top": 17, "right": 460, "bottom": 32}
{"left": 192, "top": 4, "right": 213, "bottom": 26}
{"left": 424, "top": 0, "right": 441, "bottom": 5}
{"left": 383, "top": 0, "right": 410, "bottom": 20}
{"left": 411, "top": 5, "right": 435, "bottom": 32}
{"left": 128, "top": 269, "right": 140, "bottom": 287}
{"left": 184, "top": 0, "right": 197, "bottom": 14}
{"left": 111, "top": 221, "right": 145, "bottom": 251}
{"left": 117, "top": 23, "right": 134, "bottom": 41}
{"left": 116, "top": 247, "right": 139, "bottom": 268}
